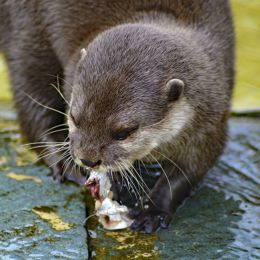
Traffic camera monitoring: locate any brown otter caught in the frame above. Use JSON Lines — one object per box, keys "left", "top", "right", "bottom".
{"left": 0, "top": 0, "right": 234, "bottom": 233}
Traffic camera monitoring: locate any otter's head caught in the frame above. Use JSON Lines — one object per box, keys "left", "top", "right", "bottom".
{"left": 68, "top": 23, "right": 194, "bottom": 172}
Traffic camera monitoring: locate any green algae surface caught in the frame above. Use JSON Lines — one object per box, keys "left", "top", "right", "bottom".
{"left": 0, "top": 116, "right": 88, "bottom": 259}
{"left": 1, "top": 106, "right": 259, "bottom": 259}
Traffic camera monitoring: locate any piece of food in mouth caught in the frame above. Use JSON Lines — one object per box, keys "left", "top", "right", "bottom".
{"left": 85, "top": 171, "right": 133, "bottom": 230}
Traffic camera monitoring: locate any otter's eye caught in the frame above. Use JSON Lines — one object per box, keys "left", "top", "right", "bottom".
{"left": 113, "top": 126, "right": 138, "bottom": 141}
{"left": 114, "top": 130, "right": 129, "bottom": 141}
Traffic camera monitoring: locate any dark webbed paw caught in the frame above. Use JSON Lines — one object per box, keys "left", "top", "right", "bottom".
{"left": 52, "top": 162, "right": 65, "bottom": 183}
{"left": 52, "top": 161, "right": 88, "bottom": 185}
{"left": 129, "top": 203, "right": 172, "bottom": 233}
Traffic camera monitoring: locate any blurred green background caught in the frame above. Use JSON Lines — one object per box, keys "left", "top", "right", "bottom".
{"left": 0, "top": 0, "right": 259, "bottom": 110}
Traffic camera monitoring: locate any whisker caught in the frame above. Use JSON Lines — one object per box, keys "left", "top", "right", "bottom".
{"left": 23, "top": 141, "right": 69, "bottom": 146}
{"left": 35, "top": 140, "right": 69, "bottom": 161}
{"left": 149, "top": 153, "right": 172, "bottom": 199}
{"left": 50, "top": 79, "right": 70, "bottom": 106}
{"left": 83, "top": 213, "right": 97, "bottom": 225}
{"left": 41, "top": 123, "right": 68, "bottom": 137}
{"left": 121, "top": 161, "right": 140, "bottom": 199}
{"left": 127, "top": 163, "right": 154, "bottom": 205}
{"left": 128, "top": 165, "right": 144, "bottom": 207}
{"left": 117, "top": 161, "right": 130, "bottom": 190}
{"left": 24, "top": 92, "right": 68, "bottom": 117}
{"left": 130, "top": 164, "right": 150, "bottom": 194}
{"left": 120, "top": 159, "right": 146, "bottom": 202}
{"left": 40, "top": 128, "right": 69, "bottom": 138}
{"left": 126, "top": 167, "right": 142, "bottom": 200}
{"left": 137, "top": 161, "right": 145, "bottom": 206}
{"left": 36, "top": 147, "right": 69, "bottom": 163}
{"left": 125, "top": 171, "right": 141, "bottom": 200}
{"left": 46, "top": 150, "right": 71, "bottom": 172}
{"left": 116, "top": 162, "right": 131, "bottom": 195}
{"left": 26, "top": 143, "right": 69, "bottom": 150}
{"left": 139, "top": 159, "right": 151, "bottom": 177}
{"left": 108, "top": 169, "right": 115, "bottom": 183}
{"left": 46, "top": 73, "right": 74, "bottom": 91}
{"left": 62, "top": 156, "right": 73, "bottom": 177}
{"left": 153, "top": 150, "right": 192, "bottom": 186}
{"left": 37, "top": 144, "right": 67, "bottom": 156}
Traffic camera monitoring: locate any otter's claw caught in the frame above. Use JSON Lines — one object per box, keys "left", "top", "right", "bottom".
{"left": 129, "top": 205, "right": 172, "bottom": 233}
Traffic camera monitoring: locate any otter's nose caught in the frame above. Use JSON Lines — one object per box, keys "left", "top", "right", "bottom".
{"left": 80, "top": 159, "right": 102, "bottom": 168}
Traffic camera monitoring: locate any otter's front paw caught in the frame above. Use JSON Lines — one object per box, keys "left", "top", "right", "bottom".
{"left": 52, "top": 162, "right": 66, "bottom": 183}
{"left": 129, "top": 204, "right": 172, "bottom": 233}
{"left": 52, "top": 161, "right": 88, "bottom": 185}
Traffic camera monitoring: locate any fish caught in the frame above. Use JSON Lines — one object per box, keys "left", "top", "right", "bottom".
{"left": 85, "top": 171, "right": 133, "bottom": 230}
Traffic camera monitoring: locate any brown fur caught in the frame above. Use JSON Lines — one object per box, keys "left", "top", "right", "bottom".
{"left": 0, "top": 0, "right": 234, "bottom": 233}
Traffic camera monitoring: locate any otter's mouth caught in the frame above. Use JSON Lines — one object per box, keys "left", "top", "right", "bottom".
{"left": 85, "top": 178, "right": 100, "bottom": 200}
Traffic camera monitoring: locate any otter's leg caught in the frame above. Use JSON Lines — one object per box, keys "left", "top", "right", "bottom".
{"left": 129, "top": 121, "right": 228, "bottom": 233}
{"left": 6, "top": 50, "right": 82, "bottom": 183}
{"left": 130, "top": 131, "right": 228, "bottom": 232}
{"left": 129, "top": 162, "right": 195, "bottom": 233}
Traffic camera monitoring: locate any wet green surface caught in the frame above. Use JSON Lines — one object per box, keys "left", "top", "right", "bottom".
{"left": 0, "top": 107, "right": 259, "bottom": 259}
{"left": 158, "top": 118, "right": 260, "bottom": 259}
{"left": 0, "top": 112, "right": 88, "bottom": 259}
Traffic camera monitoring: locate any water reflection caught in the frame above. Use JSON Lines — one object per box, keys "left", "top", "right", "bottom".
{"left": 206, "top": 118, "right": 260, "bottom": 259}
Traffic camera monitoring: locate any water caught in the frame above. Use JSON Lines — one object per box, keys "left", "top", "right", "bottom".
{"left": 0, "top": 110, "right": 89, "bottom": 259}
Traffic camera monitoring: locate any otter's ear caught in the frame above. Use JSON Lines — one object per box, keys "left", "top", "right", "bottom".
{"left": 80, "top": 48, "right": 87, "bottom": 61}
{"left": 165, "top": 79, "right": 184, "bottom": 102}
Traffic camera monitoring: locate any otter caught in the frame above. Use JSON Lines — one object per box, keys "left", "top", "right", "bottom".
{"left": 0, "top": 0, "right": 234, "bottom": 233}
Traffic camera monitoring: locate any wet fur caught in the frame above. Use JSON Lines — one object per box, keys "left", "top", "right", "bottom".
{"left": 0, "top": 0, "right": 234, "bottom": 232}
